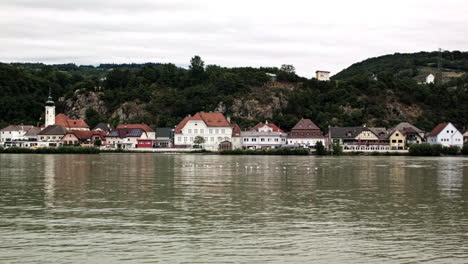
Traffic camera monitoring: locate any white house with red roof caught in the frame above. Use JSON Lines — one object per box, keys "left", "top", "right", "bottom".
{"left": 240, "top": 121, "right": 287, "bottom": 150}
{"left": 426, "top": 122, "right": 463, "bottom": 147}
{"left": 174, "top": 112, "right": 233, "bottom": 150}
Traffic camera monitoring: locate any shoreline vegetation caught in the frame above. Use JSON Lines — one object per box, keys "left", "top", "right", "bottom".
{"left": 1, "top": 145, "right": 467, "bottom": 156}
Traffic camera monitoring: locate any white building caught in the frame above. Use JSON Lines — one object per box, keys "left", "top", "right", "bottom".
{"left": 241, "top": 121, "right": 287, "bottom": 149}
{"left": 106, "top": 128, "right": 153, "bottom": 149}
{"left": 426, "top": 122, "right": 464, "bottom": 147}
{"left": 0, "top": 125, "right": 38, "bottom": 147}
{"left": 287, "top": 118, "right": 327, "bottom": 149}
{"left": 174, "top": 112, "right": 233, "bottom": 151}
{"left": 426, "top": 74, "right": 435, "bottom": 84}
{"left": 316, "top": 71, "right": 331, "bottom": 81}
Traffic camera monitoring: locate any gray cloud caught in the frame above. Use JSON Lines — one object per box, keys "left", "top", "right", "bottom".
{"left": 1, "top": 0, "right": 468, "bottom": 77}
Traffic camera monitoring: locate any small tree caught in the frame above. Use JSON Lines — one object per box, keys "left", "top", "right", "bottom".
{"left": 193, "top": 136, "right": 205, "bottom": 149}
{"left": 331, "top": 142, "right": 343, "bottom": 156}
{"left": 94, "top": 138, "right": 102, "bottom": 147}
{"left": 315, "top": 141, "right": 327, "bottom": 155}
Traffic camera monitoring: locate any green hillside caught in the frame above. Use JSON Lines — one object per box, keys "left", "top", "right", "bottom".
{"left": 1, "top": 52, "right": 467, "bottom": 132}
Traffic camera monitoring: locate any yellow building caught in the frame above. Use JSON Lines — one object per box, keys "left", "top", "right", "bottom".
{"left": 389, "top": 130, "right": 406, "bottom": 150}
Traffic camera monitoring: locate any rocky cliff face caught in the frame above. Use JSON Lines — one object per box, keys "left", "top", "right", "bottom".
{"left": 61, "top": 91, "right": 107, "bottom": 119}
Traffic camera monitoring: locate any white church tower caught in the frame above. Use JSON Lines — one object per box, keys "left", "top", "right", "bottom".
{"left": 45, "top": 91, "right": 55, "bottom": 127}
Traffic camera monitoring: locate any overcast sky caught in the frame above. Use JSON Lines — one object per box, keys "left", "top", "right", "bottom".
{"left": 1, "top": 0, "right": 467, "bottom": 77}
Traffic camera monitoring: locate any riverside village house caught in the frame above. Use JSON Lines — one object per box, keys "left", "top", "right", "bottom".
{"left": 240, "top": 121, "right": 287, "bottom": 150}
{"left": 426, "top": 122, "right": 464, "bottom": 147}
{"left": 174, "top": 112, "right": 233, "bottom": 151}
{"left": 329, "top": 126, "right": 391, "bottom": 152}
{"left": 287, "top": 118, "right": 327, "bottom": 149}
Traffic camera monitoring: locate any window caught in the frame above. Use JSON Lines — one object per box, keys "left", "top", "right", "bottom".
{"left": 210, "top": 137, "right": 214, "bottom": 142}
{"left": 252, "top": 138, "right": 257, "bottom": 142}
{"left": 209, "top": 129, "right": 213, "bottom": 134}
{"left": 275, "top": 138, "right": 279, "bottom": 142}
{"left": 215, "top": 129, "right": 219, "bottom": 134}
{"left": 392, "top": 140, "right": 396, "bottom": 143}
{"left": 221, "top": 129, "right": 225, "bottom": 134}
{"left": 244, "top": 138, "right": 248, "bottom": 142}
{"left": 398, "top": 140, "right": 402, "bottom": 143}
{"left": 200, "top": 129, "right": 204, "bottom": 134}
{"left": 396, "top": 133, "right": 399, "bottom": 136}
{"left": 194, "top": 129, "right": 198, "bottom": 134}
{"left": 178, "top": 137, "right": 181, "bottom": 142}
{"left": 184, "top": 137, "right": 187, "bottom": 142}
{"left": 190, "top": 137, "right": 193, "bottom": 142}
{"left": 188, "top": 129, "right": 192, "bottom": 134}
{"left": 261, "top": 138, "right": 265, "bottom": 142}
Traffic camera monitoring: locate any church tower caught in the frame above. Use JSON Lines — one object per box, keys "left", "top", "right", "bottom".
{"left": 45, "top": 91, "right": 55, "bottom": 127}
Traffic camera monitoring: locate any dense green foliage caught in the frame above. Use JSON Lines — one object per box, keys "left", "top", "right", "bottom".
{"left": 462, "top": 145, "right": 468, "bottom": 155}
{"left": 441, "top": 146, "right": 461, "bottom": 155}
{"left": 220, "top": 148, "right": 309, "bottom": 155}
{"left": 1, "top": 51, "right": 468, "bottom": 132}
{"left": 409, "top": 144, "right": 443, "bottom": 156}
{"left": 0, "top": 146, "right": 100, "bottom": 154}
{"left": 314, "top": 141, "right": 328, "bottom": 155}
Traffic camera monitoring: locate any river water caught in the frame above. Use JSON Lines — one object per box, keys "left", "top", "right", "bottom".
{"left": 0, "top": 154, "right": 467, "bottom": 263}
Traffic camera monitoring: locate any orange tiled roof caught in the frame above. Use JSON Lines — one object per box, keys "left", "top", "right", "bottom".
{"left": 427, "top": 123, "right": 449, "bottom": 137}
{"left": 175, "top": 112, "right": 231, "bottom": 133}
{"left": 117, "top": 124, "right": 154, "bottom": 132}
{"left": 55, "top": 114, "right": 89, "bottom": 128}
{"left": 250, "top": 122, "right": 285, "bottom": 133}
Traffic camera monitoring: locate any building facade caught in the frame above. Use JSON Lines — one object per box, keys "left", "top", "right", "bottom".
{"left": 0, "top": 125, "right": 38, "bottom": 147}
{"left": 241, "top": 121, "right": 287, "bottom": 150}
{"left": 316, "top": 71, "right": 331, "bottom": 81}
{"left": 106, "top": 128, "right": 154, "bottom": 149}
{"left": 426, "top": 122, "right": 464, "bottom": 147}
{"left": 329, "top": 126, "right": 391, "bottom": 152}
{"left": 287, "top": 118, "right": 327, "bottom": 148}
{"left": 174, "top": 112, "right": 233, "bottom": 150}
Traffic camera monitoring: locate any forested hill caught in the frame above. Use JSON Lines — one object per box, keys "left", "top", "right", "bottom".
{"left": 1, "top": 52, "right": 468, "bottom": 132}
{"left": 334, "top": 51, "right": 468, "bottom": 81}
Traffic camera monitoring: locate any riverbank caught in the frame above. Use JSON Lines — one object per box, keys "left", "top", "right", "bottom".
{"left": 1, "top": 146, "right": 467, "bottom": 156}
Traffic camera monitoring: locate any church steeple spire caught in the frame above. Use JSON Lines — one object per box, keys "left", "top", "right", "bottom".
{"left": 45, "top": 87, "right": 54, "bottom": 106}
{"left": 45, "top": 88, "right": 55, "bottom": 126}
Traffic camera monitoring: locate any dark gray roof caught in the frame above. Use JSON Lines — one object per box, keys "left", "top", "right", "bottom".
{"left": 24, "top": 127, "right": 41, "bottom": 137}
{"left": 93, "top": 123, "right": 113, "bottom": 131}
{"left": 156, "top": 128, "right": 173, "bottom": 138}
{"left": 1, "top": 125, "right": 35, "bottom": 132}
{"left": 330, "top": 127, "right": 366, "bottom": 139}
{"left": 38, "top": 125, "right": 67, "bottom": 136}
{"left": 391, "top": 122, "right": 424, "bottom": 133}
{"left": 330, "top": 127, "right": 388, "bottom": 139}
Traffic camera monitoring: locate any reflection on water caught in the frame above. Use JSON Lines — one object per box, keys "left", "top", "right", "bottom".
{"left": 0, "top": 154, "right": 467, "bottom": 263}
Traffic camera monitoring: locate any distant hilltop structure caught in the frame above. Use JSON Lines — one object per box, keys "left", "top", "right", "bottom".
{"left": 316, "top": 71, "right": 331, "bottom": 81}
{"left": 426, "top": 73, "right": 435, "bottom": 84}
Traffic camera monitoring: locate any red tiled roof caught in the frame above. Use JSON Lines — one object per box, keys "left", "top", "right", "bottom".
{"left": 427, "top": 123, "right": 449, "bottom": 137}
{"left": 67, "top": 130, "right": 106, "bottom": 140}
{"left": 117, "top": 124, "right": 154, "bottom": 132}
{"left": 250, "top": 122, "right": 285, "bottom": 133}
{"left": 291, "top": 118, "right": 320, "bottom": 130}
{"left": 231, "top": 124, "right": 241, "bottom": 137}
{"left": 175, "top": 112, "right": 231, "bottom": 134}
{"left": 55, "top": 114, "right": 89, "bottom": 128}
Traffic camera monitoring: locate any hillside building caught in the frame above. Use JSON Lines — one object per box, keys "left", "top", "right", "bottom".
{"left": 316, "top": 71, "right": 331, "bottom": 81}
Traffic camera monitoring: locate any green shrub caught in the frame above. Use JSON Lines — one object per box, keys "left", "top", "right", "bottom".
{"left": 409, "top": 143, "right": 442, "bottom": 156}
{"left": 441, "top": 146, "right": 461, "bottom": 155}
{"left": 0, "top": 146, "right": 100, "bottom": 154}
{"left": 314, "top": 141, "right": 328, "bottom": 155}
{"left": 462, "top": 145, "right": 468, "bottom": 155}
{"left": 331, "top": 143, "right": 343, "bottom": 156}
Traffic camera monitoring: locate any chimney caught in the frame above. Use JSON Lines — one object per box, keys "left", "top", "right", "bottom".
{"left": 227, "top": 116, "right": 231, "bottom": 123}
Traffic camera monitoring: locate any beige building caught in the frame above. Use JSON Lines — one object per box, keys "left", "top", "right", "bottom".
{"left": 316, "top": 71, "right": 331, "bottom": 81}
